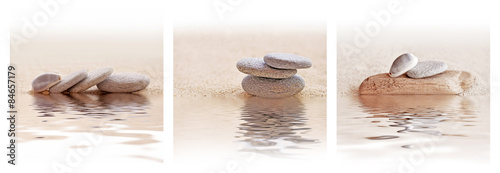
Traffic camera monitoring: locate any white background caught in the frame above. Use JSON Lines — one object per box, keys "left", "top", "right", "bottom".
{"left": 1, "top": 0, "right": 498, "bottom": 173}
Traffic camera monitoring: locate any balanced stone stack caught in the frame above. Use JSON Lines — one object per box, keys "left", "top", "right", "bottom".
{"left": 359, "top": 53, "right": 475, "bottom": 94}
{"left": 31, "top": 67, "right": 150, "bottom": 94}
{"left": 388, "top": 53, "right": 448, "bottom": 78}
{"left": 237, "top": 53, "right": 312, "bottom": 98}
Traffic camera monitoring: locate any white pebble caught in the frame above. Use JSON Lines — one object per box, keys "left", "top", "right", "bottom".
{"left": 407, "top": 61, "right": 448, "bottom": 78}
{"left": 389, "top": 53, "right": 418, "bottom": 77}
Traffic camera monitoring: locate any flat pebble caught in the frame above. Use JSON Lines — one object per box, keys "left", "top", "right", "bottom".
{"left": 263, "top": 53, "right": 312, "bottom": 69}
{"left": 97, "top": 73, "right": 150, "bottom": 92}
{"left": 32, "top": 73, "right": 61, "bottom": 92}
{"left": 365, "top": 135, "right": 399, "bottom": 140}
{"left": 69, "top": 67, "right": 113, "bottom": 92}
{"left": 407, "top": 61, "right": 448, "bottom": 78}
{"left": 237, "top": 58, "right": 297, "bottom": 78}
{"left": 242, "top": 75, "right": 305, "bottom": 98}
{"left": 389, "top": 53, "right": 418, "bottom": 77}
{"left": 49, "top": 70, "right": 88, "bottom": 93}
{"left": 402, "top": 145, "right": 415, "bottom": 149}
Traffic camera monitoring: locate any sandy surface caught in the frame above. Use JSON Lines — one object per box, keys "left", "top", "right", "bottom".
{"left": 174, "top": 26, "right": 326, "bottom": 97}
{"left": 10, "top": 32, "right": 163, "bottom": 94}
{"left": 337, "top": 27, "right": 490, "bottom": 96}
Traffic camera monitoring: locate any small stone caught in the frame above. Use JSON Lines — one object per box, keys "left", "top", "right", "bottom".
{"left": 263, "top": 53, "right": 312, "bottom": 69}
{"left": 402, "top": 145, "right": 414, "bottom": 149}
{"left": 365, "top": 135, "right": 399, "bottom": 140}
{"left": 359, "top": 70, "right": 475, "bottom": 94}
{"left": 97, "top": 73, "right": 150, "bottom": 92}
{"left": 32, "top": 73, "right": 61, "bottom": 92}
{"left": 69, "top": 67, "right": 113, "bottom": 92}
{"left": 407, "top": 61, "right": 448, "bottom": 78}
{"left": 49, "top": 70, "right": 88, "bottom": 93}
{"left": 389, "top": 53, "right": 418, "bottom": 77}
{"left": 236, "top": 58, "right": 297, "bottom": 78}
{"left": 242, "top": 75, "right": 305, "bottom": 98}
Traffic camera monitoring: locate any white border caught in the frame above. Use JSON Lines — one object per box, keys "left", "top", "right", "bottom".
{"left": 328, "top": 1, "right": 337, "bottom": 172}
{"left": 1, "top": 0, "right": 497, "bottom": 173}
{"left": 490, "top": 0, "right": 499, "bottom": 172}
{"left": 164, "top": 0, "right": 174, "bottom": 172}
{"left": 1, "top": 0, "right": 11, "bottom": 171}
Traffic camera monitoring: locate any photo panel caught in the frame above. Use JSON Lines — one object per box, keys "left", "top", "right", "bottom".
{"left": 174, "top": 0, "right": 327, "bottom": 172}
{"left": 6, "top": 1, "right": 164, "bottom": 172}
{"left": 337, "top": 0, "right": 490, "bottom": 172}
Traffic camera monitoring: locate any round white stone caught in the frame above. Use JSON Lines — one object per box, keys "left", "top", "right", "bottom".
{"left": 49, "top": 70, "right": 88, "bottom": 93}
{"left": 263, "top": 53, "right": 312, "bottom": 69}
{"left": 69, "top": 67, "right": 113, "bottom": 92}
{"left": 97, "top": 73, "right": 150, "bottom": 92}
{"left": 389, "top": 53, "right": 418, "bottom": 77}
{"left": 32, "top": 73, "right": 61, "bottom": 92}
{"left": 237, "top": 58, "right": 297, "bottom": 78}
{"left": 407, "top": 61, "right": 448, "bottom": 78}
{"left": 241, "top": 75, "right": 305, "bottom": 98}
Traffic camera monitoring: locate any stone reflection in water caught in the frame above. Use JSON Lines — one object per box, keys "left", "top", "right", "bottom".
{"left": 26, "top": 93, "right": 162, "bottom": 162}
{"left": 99, "top": 93, "right": 150, "bottom": 114}
{"left": 33, "top": 93, "right": 150, "bottom": 117}
{"left": 238, "top": 97, "right": 318, "bottom": 155}
{"left": 30, "top": 93, "right": 158, "bottom": 144}
{"left": 358, "top": 95, "right": 478, "bottom": 142}
{"left": 32, "top": 94, "right": 74, "bottom": 116}
{"left": 31, "top": 93, "right": 153, "bottom": 136}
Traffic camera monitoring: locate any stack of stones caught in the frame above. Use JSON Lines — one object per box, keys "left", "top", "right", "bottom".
{"left": 389, "top": 53, "right": 448, "bottom": 78}
{"left": 236, "top": 53, "right": 312, "bottom": 98}
{"left": 31, "top": 67, "right": 150, "bottom": 94}
{"left": 358, "top": 53, "right": 475, "bottom": 95}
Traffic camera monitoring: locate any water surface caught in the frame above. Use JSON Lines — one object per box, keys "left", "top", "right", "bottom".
{"left": 17, "top": 93, "right": 163, "bottom": 169}
{"left": 174, "top": 97, "right": 326, "bottom": 172}
{"left": 338, "top": 95, "right": 489, "bottom": 167}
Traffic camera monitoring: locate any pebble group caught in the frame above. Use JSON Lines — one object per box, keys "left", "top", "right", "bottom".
{"left": 237, "top": 53, "right": 312, "bottom": 98}
{"left": 389, "top": 53, "right": 448, "bottom": 78}
{"left": 32, "top": 67, "right": 150, "bottom": 94}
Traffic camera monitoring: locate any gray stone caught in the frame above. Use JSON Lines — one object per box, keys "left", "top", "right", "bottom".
{"left": 49, "top": 70, "right": 88, "bottom": 93}
{"left": 389, "top": 53, "right": 418, "bottom": 77}
{"left": 97, "top": 73, "right": 150, "bottom": 92}
{"left": 407, "top": 61, "right": 448, "bottom": 78}
{"left": 237, "top": 58, "right": 297, "bottom": 78}
{"left": 242, "top": 75, "right": 305, "bottom": 98}
{"left": 263, "top": 53, "right": 312, "bottom": 69}
{"left": 69, "top": 67, "right": 113, "bottom": 92}
{"left": 32, "top": 73, "right": 61, "bottom": 92}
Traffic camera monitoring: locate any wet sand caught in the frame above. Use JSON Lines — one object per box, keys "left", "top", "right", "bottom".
{"left": 174, "top": 26, "right": 326, "bottom": 97}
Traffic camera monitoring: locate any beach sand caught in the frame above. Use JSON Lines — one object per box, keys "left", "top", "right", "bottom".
{"left": 337, "top": 27, "right": 490, "bottom": 96}
{"left": 10, "top": 31, "right": 163, "bottom": 94}
{"left": 174, "top": 26, "right": 326, "bottom": 97}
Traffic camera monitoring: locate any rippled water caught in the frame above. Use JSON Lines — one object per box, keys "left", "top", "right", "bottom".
{"left": 174, "top": 97, "right": 326, "bottom": 172}
{"left": 338, "top": 95, "right": 489, "bottom": 167}
{"left": 238, "top": 97, "right": 319, "bottom": 148}
{"left": 17, "top": 93, "right": 163, "bottom": 166}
